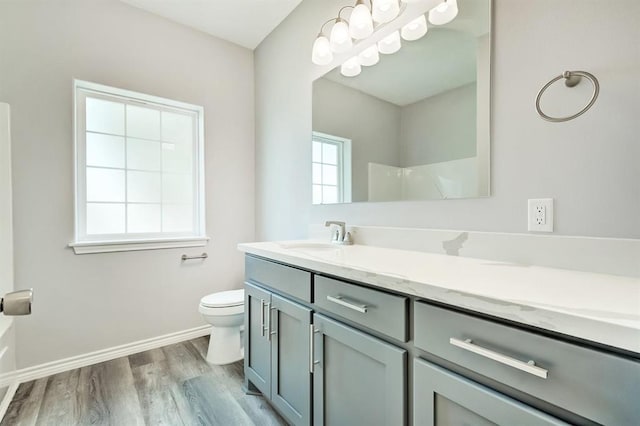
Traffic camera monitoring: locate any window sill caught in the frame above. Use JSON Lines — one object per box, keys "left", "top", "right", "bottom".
{"left": 69, "top": 236, "right": 210, "bottom": 254}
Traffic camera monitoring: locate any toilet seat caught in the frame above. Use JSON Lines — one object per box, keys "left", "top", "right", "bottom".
{"left": 200, "top": 289, "right": 244, "bottom": 308}
{"left": 199, "top": 303, "right": 244, "bottom": 316}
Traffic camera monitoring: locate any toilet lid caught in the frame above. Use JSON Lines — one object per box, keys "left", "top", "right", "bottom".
{"left": 200, "top": 289, "right": 245, "bottom": 308}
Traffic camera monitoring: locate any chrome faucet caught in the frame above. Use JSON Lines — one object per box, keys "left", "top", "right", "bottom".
{"left": 325, "top": 221, "right": 353, "bottom": 245}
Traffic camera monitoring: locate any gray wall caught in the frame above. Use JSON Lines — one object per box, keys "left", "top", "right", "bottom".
{"left": 313, "top": 78, "right": 401, "bottom": 201}
{"left": 255, "top": 0, "right": 640, "bottom": 239}
{"left": 400, "top": 83, "right": 477, "bottom": 166}
{"left": 0, "top": 0, "right": 255, "bottom": 368}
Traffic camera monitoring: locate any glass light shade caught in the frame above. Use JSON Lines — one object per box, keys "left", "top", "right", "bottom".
{"left": 312, "top": 35, "right": 333, "bottom": 65}
{"left": 330, "top": 19, "right": 352, "bottom": 53}
{"left": 341, "top": 56, "right": 362, "bottom": 77}
{"left": 372, "top": 0, "right": 400, "bottom": 24}
{"left": 428, "top": 0, "right": 458, "bottom": 25}
{"left": 401, "top": 14, "right": 428, "bottom": 41}
{"left": 378, "top": 30, "right": 401, "bottom": 54}
{"left": 349, "top": 3, "right": 374, "bottom": 39}
{"left": 359, "top": 44, "right": 380, "bottom": 66}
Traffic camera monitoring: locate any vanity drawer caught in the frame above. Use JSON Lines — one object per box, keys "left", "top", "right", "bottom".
{"left": 245, "top": 256, "right": 311, "bottom": 302}
{"left": 314, "top": 276, "right": 408, "bottom": 341}
{"left": 414, "top": 301, "right": 640, "bottom": 425}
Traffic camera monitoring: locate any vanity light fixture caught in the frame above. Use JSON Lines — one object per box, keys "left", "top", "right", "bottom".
{"left": 311, "top": 0, "right": 459, "bottom": 67}
{"left": 350, "top": 0, "right": 374, "bottom": 39}
{"left": 330, "top": 17, "right": 353, "bottom": 53}
{"left": 428, "top": 0, "right": 458, "bottom": 25}
{"left": 341, "top": 56, "right": 363, "bottom": 77}
{"left": 378, "top": 30, "right": 402, "bottom": 54}
{"left": 372, "top": 0, "right": 400, "bottom": 24}
{"left": 401, "top": 14, "right": 428, "bottom": 41}
{"left": 312, "top": 34, "right": 333, "bottom": 65}
{"left": 359, "top": 43, "right": 380, "bottom": 66}
{"left": 400, "top": 15, "right": 428, "bottom": 41}
{"left": 312, "top": 5, "right": 358, "bottom": 65}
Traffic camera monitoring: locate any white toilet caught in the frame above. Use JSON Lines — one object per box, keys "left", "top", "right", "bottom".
{"left": 199, "top": 289, "right": 245, "bottom": 365}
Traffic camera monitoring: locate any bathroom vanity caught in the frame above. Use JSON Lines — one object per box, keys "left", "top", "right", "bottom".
{"left": 239, "top": 242, "right": 640, "bottom": 426}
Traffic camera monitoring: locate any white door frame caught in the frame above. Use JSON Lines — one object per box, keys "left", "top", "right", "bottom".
{"left": 0, "top": 103, "right": 17, "bottom": 417}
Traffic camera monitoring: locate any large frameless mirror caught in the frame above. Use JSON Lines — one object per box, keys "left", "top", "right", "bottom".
{"left": 312, "top": 0, "right": 491, "bottom": 204}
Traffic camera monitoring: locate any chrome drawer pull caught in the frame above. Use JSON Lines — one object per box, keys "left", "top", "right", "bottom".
{"left": 260, "top": 299, "right": 266, "bottom": 337}
{"left": 309, "top": 325, "right": 320, "bottom": 373}
{"left": 450, "top": 338, "right": 548, "bottom": 379}
{"left": 267, "top": 304, "right": 275, "bottom": 341}
{"left": 327, "top": 295, "right": 368, "bottom": 313}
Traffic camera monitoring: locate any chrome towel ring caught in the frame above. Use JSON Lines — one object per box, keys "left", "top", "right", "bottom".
{"left": 535, "top": 70, "right": 600, "bottom": 122}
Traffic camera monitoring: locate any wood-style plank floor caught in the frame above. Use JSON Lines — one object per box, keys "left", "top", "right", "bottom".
{"left": 1, "top": 336, "right": 286, "bottom": 426}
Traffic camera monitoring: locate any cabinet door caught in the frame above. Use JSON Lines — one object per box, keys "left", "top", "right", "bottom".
{"left": 244, "top": 282, "right": 272, "bottom": 397}
{"left": 414, "top": 358, "right": 567, "bottom": 426}
{"left": 270, "top": 294, "right": 312, "bottom": 426}
{"left": 313, "top": 314, "right": 406, "bottom": 426}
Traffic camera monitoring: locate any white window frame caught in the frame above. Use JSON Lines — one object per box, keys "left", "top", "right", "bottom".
{"left": 312, "top": 131, "right": 352, "bottom": 204}
{"left": 69, "top": 80, "right": 208, "bottom": 254}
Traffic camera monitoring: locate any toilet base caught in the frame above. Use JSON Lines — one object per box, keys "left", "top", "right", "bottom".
{"left": 206, "top": 325, "right": 244, "bottom": 365}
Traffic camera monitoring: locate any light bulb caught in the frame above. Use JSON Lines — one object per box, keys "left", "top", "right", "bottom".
{"left": 401, "top": 0, "right": 424, "bottom": 2}
{"left": 330, "top": 18, "right": 353, "bottom": 53}
{"left": 349, "top": 2, "right": 374, "bottom": 39}
{"left": 378, "top": 30, "right": 401, "bottom": 54}
{"left": 436, "top": 2, "right": 449, "bottom": 12}
{"left": 401, "top": 14, "right": 428, "bottom": 41}
{"left": 312, "top": 35, "right": 333, "bottom": 65}
{"left": 359, "top": 44, "right": 379, "bottom": 66}
{"left": 372, "top": 0, "right": 399, "bottom": 24}
{"left": 428, "top": 0, "right": 458, "bottom": 25}
{"left": 341, "top": 56, "right": 362, "bottom": 77}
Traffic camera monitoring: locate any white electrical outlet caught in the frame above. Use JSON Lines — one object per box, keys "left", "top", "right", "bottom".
{"left": 528, "top": 198, "right": 554, "bottom": 232}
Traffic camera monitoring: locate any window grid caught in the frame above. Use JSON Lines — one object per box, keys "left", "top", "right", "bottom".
{"left": 159, "top": 111, "right": 163, "bottom": 233}
{"left": 83, "top": 104, "right": 194, "bottom": 235}
{"left": 312, "top": 137, "right": 344, "bottom": 204}
{"left": 123, "top": 103, "right": 129, "bottom": 234}
{"left": 83, "top": 106, "right": 176, "bottom": 234}
{"left": 74, "top": 80, "right": 204, "bottom": 244}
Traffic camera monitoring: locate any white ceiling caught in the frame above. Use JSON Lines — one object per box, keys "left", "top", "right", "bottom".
{"left": 119, "top": 0, "right": 303, "bottom": 49}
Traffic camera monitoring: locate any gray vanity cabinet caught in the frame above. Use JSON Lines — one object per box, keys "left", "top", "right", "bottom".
{"left": 312, "top": 313, "right": 407, "bottom": 426}
{"left": 245, "top": 282, "right": 272, "bottom": 396}
{"left": 414, "top": 301, "right": 640, "bottom": 425}
{"left": 270, "top": 293, "right": 312, "bottom": 425}
{"left": 245, "top": 255, "right": 638, "bottom": 425}
{"left": 244, "top": 282, "right": 312, "bottom": 425}
{"left": 413, "top": 358, "right": 566, "bottom": 426}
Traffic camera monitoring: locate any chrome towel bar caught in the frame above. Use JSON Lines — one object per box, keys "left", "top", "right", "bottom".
{"left": 181, "top": 253, "right": 208, "bottom": 261}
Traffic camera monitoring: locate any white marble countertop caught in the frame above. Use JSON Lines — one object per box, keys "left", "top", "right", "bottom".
{"left": 238, "top": 240, "right": 640, "bottom": 354}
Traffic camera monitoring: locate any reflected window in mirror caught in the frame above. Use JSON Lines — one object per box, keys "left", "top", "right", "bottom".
{"left": 312, "top": 132, "right": 352, "bottom": 204}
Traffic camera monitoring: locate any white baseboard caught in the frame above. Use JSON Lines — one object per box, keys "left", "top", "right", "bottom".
{"left": 0, "top": 325, "right": 211, "bottom": 389}
{"left": 0, "top": 382, "right": 19, "bottom": 421}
